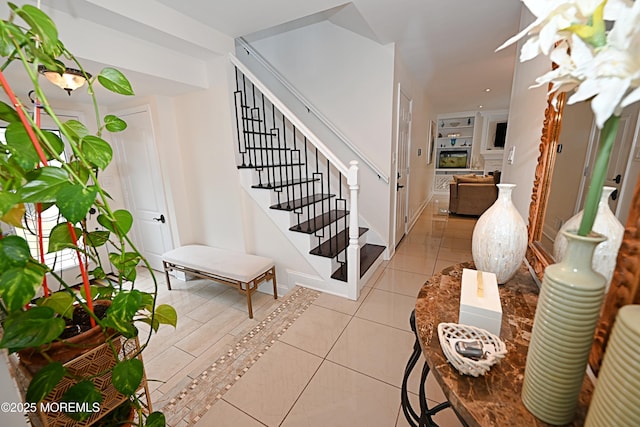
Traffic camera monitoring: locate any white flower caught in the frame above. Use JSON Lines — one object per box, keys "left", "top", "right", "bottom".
{"left": 500, "top": 0, "right": 640, "bottom": 128}
{"left": 497, "top": 0, "right": 630, "bottom": 59}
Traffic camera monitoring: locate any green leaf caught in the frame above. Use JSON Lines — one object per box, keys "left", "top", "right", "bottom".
{"left": 41, "top": 130, "right": 65, "bottom": 161}
{"left": 89, "top": 267, "right": 106, "bottom": 280}
{"left": 154, "top": 304, "right": 178, "bottom": 328}
{"left": 0, "top": 100, "right": 20, "bottom": 123}
{"left": 104, "top": 114, "right": 127, "bottom": 132}
{"left": 0, "top": 307, "right": 65, "bottom": 351}
{"left": 0, "top": 21, "right": 25, "bottom": 58}
{"left": 61, "top": 120, "right": 89, "bottom": 142}
{"left": 79, "top": 284, "right": 113, "bottom": 302}
{"left": 0, "top": 264, "right": 45, "bottom": 311}
{"left": 5, "top": 122, "right": 41, "bottom": 170}
{"left": 12, "top": 4, "right": 59, "bottom": 56}
{"left": 60, "top": 381, "right": 102, "bottom": 422}
{"left": 80, "top": 135, "right": 112, "bottom": 170}
{"left": 37, "top": 291, "right": 74, "bottom": 319}
{"left": 145, "top": 411, "right": 166, "bottom": 427}
{"left": 108, "top": 252, "right": 140, "bottom": 280}
{"left": 98, "top": 209, "right": 133, "bottom": 235}
{"left": 86, "top": 230, "right": 110, "bottom": 248}
{"left": 57, "top": 184, "right": 98, "bottom": 224}
{"left": 109, "top": 290, "right": 142, "bottom": 320}
{"left": 112, "top": 359, "right": 143, "bottom": 395}
{"left": 18, "top": 166, "right": 69, "bottom": 203}
{"left": 138, "top": 316, "right": 160, "bottom": 333}
{"left": 0, "top": 191, "right": 19, "bottom": 218}
{"left": 0, "top": 235, "right": 32, "bottom": 271}
{"left": 26, "top": 362, "right": 65, "bottom": 403}
{"left": 67, "top": 160, "right": 91, "bottom": 186}
{"left": 139, "top": 292, "right": 154, "bottom": 311}
{"left": 30, "top": 43, "right": 64, "bottom": 72}
{"left": 97, "top": 67, "right": 134, "bottom": 96}
{"left": 48, "top": 223, "right": 81, "bottom": 253}
{"left": 103, "top": 290, "right": 142, "bottom": 337}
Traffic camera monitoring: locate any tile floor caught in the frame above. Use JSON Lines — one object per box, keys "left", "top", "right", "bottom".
{"left": 140, "top": 197, "right": 476, "bottom": 426}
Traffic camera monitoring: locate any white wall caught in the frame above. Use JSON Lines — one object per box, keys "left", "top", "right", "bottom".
{"left": 170, "top": 57, "right": 247, "bottom": 251}
{"left": 249, "top": 21, "right": 395, "bottom": 248}
{"left": 392, "top": 50, "right": 435, "bottom": 236}
{"left": 500, "top": 7, "right": 550, "bottom": 220}
{"left": 250, "top": 21, "right": 395, "bottom": 174}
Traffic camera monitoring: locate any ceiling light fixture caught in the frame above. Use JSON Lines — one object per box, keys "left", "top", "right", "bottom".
{"left": 484, "top": 88, "right": 491, "bottom": 92}
{"left": 38, "top": 65, "right": 91, "bottom": 95}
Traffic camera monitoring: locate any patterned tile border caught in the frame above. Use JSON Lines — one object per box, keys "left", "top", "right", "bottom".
{"left": 160, "top": 286, "right": 320, "bottom": 426}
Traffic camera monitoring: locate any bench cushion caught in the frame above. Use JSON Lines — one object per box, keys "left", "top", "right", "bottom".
{"left": 162, "top": 245, "right": 274, "bottom": 283}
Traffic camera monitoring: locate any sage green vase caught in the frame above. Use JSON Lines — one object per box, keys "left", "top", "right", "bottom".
{"left": 585, "top": 305, "right": 640, "bottom": 426}
{"left": 521, "top": 229, "right": 606, "bottom": 425}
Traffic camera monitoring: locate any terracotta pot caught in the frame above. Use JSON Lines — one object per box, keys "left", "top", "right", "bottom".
{"left": 18, "top": 300, "right": 113, "bottom": 374}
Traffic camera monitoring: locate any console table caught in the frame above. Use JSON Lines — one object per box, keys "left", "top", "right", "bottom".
{"left": 402, "top": 262, "right": 594, "bottom": 426}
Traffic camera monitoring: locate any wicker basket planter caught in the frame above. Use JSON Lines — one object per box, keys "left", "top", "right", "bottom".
{"left": 10, "top": 336, "right": 150, "bottom": 427}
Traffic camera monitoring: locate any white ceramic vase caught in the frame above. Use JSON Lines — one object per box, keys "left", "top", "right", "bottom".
{"left": 472, "top": 183, "right": 527, "bottom": 284}
{"left": 554, "top": 186, "right": 623, "bottom": 291}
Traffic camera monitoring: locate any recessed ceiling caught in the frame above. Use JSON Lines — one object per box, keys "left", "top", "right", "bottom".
{"left": 153, "top": 0, "right": 523, "bottom": 113}
{"left": 3, "top": 1, "right": 524, "bottom": 113}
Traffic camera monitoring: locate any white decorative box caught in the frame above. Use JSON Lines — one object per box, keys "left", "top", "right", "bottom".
{"left": 459, "top": 268, "right": 503, "bottom": 336}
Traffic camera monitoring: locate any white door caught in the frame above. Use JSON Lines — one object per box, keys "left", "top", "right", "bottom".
{"left": 111, "top": 107, "right": 173, "bottom": 271}
{"left": 395, "top": 90, "right": 412, "bottom": 246}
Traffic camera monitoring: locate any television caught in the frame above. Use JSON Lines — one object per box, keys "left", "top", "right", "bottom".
{"left": 438, "top": 150, "right": 469, "bottom": 169}
{"left": 494, "top": 122, "right": 507, "bottom": 148}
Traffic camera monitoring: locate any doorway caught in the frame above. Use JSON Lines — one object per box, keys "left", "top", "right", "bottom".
{"left": 395, "top": 88, "right": 412, "bottom": 247}
{"left": 578, "top": 103, "right": 639, "bottom": 222}
{"left": 111, "top": 106, "right": 173, "bottom": 271}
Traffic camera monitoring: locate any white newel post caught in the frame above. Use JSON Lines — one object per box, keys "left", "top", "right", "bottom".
{"left": 347, "top": 160, "right": 361, "bottom": 300}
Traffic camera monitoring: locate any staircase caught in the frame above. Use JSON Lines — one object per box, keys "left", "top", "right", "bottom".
{"left": 230, "top": 55, "right": 385, "bottom": 299}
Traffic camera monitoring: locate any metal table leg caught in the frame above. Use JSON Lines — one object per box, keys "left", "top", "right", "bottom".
{"left": 401, "top": 310, "right": 451, "bottom": 426}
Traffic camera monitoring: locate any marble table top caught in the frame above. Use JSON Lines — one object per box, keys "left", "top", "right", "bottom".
{"left": 415, "top": 262, "right": 593, "bottom": 426}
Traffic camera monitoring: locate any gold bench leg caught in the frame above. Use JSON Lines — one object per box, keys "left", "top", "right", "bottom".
{"left": 246, "top": 281, "right": 254, "bottom": 319}
{"left": 272, "top": 267, "right": 278, "bottom": 300}
{"left": 164, "top": 261, "right": 172, "bottom": 290}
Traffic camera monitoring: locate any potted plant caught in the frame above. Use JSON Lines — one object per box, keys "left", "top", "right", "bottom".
{"left": 0, "top": 3, "right": 176, "bottom": 426}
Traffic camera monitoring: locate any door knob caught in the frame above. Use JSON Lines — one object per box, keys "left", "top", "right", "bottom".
{"left": 611, "top": 189, "right": 618, "bottom": 200}
{"left": 613, "top": 174, "right": 622, "bottom": 184}
{"left": 153, "top": 214, "right": 166, "bottom": 223}
{"left": 397, "top": 184, "right": 405, "bottom": 191}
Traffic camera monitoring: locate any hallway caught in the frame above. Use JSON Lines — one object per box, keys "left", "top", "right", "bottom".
{"left": 143, "top": 197, "right": 474, "bottom": 426}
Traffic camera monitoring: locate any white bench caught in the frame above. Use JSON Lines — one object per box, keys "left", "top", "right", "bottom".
{"left": 162, "top": 245, "right": 277, "bottom": 319}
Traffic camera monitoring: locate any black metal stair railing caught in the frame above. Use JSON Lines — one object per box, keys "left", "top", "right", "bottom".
{"left": 233, "top": 66, "right": 358, "bottom": 281}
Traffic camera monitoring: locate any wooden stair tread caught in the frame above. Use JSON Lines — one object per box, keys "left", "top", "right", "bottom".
{"left": 242, "top": 146, "right": 290, "bottom": 151}
{"left": 252, "top": 177, "right": 319, "bottom": 190}
{"left": 238, "top": 162, "right": 305, "bottom": 169}
{"left": 310, "top": 227, "right": 367, "bottom": 258}
{"left": 290, "top": 210, "right": 349, "bottom": 234}
{"left": 331, "top": 244, "right": 385, "bottom": 282}
{"left": 270, "top": 193, "right": 334, "bottom": 211}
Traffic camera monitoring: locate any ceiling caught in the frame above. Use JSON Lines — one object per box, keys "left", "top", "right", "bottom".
{"left": 152, "top": 0, "right": 524, "bottom": 113}
{"left": 4, "top": 1, "right": 524, "bottom": 114}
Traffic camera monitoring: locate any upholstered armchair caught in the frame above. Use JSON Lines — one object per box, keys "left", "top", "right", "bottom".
{"left": 448, "top": 172, "right": 500, "bottom": 216}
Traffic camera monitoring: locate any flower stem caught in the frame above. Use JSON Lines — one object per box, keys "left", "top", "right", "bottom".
{"left": 578, "top": 115, "right": 620, "bottom": 236}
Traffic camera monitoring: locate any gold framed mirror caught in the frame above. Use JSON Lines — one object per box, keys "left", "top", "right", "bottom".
{"left": 525, "top": 90, "right": 566, "bottom": 278}
{"left": 525, "top": 90, "right": 640, "bottom": 375}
